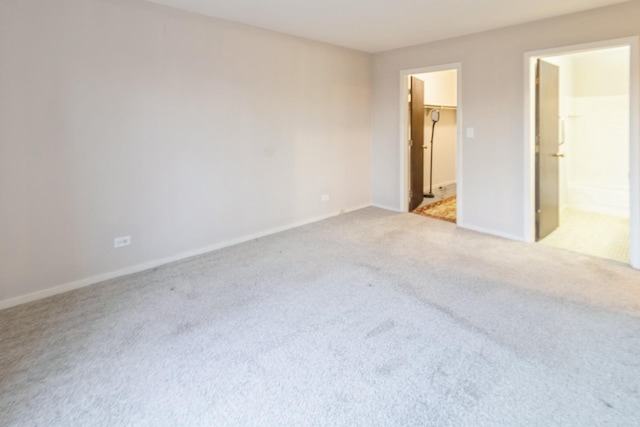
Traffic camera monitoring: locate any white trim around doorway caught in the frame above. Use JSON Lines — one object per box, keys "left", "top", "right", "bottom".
{"left": 398, "top": 63, "right": 463, "bottom": 225}
{"left": 523, "top": 36, "right": 640, "bottom": 269}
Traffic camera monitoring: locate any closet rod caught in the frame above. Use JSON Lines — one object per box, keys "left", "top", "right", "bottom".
{"left": 424, "top": 104, "right": 456, "bottom": 110}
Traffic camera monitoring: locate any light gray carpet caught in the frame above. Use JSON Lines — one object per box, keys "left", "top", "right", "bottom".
{"left": 1, "top": 207, "right": 640, "bottom": 426}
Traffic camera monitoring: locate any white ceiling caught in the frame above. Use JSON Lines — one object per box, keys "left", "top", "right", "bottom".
{"left": 145, "top": 0, "right": 630, "bottom": 53}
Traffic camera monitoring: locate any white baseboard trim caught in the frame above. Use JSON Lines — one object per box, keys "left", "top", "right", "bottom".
{"left": 457, "top": 222, "right": 525, "bottom": 242}
{"left": 342, "top": 203, "right": 372, "bottom": 214}
{"left": 371, "top": 202, "right": 401, "bottom": 212}
{"left": 0, "top": 204, "right": 371, "bottom": 311}
{"left": 424, "top": 180, "right": 457, "bottom": 193}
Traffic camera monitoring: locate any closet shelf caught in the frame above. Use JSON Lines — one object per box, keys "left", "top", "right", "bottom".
{"left": 424, "top": 104, "right": 457, "bottom": 110}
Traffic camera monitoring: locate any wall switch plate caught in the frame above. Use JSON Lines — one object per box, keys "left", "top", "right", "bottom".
{"left": 114, "top": 236, "right": 131, "bottom": 248}
{"left": 321, "top": 194, "right": 330, "bottom": 202}
{"left": 466, "top": 127, "right": 475, "bottom": 138}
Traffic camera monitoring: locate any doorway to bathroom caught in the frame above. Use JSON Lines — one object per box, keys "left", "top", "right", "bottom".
{"left": 528, "top": 42, "right": 637, "bottom": 265}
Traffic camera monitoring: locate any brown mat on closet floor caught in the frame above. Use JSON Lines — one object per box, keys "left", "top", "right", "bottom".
{"left": 412, "top": 196, "right": 457, "bottom": 223}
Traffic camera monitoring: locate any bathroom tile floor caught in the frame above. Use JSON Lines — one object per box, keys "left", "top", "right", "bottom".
{"left": 539, "top": 209, "right": 629, "bottom": 264}
{"left": 418, "top": 188, "right": 628, "bottom": 264}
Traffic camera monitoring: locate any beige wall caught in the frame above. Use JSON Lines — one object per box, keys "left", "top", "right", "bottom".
{"left": 424, "top": 109, "right": 457, "bottom": 190}
{"left": 418, "top": 70, "right": 458, "bottom": 191}
{"left": 0, "top": 0, "right": 371, "bottom": 305}
{"left": 418, "top": 70, "right": 458, "bottom": 107}
{"left": 371, "top": 1, "right": 640, "bottom": 240}
{"left": 571, "top": 48, "right": 630, "bottom": 97}
{"left": 563, "top": 48, "right": 630, "bottom": 216}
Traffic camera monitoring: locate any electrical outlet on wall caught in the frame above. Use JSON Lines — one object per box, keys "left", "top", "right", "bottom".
{"left": 114, "top": 236, "right": 131, "bottom": 248}
{"left": 321, "top": 194, "right": 330, "bottom": 202}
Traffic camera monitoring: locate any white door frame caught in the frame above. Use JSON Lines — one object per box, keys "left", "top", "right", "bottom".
{"left": 399, "top": 63, "right": 463, "bottom": 224}
{"left": 523, "top": 36, "right": 640, "bottom": 269}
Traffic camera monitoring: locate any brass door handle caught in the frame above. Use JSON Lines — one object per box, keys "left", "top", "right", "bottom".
{"left": 552, "top": 153, "right": 565, "bottom": 158}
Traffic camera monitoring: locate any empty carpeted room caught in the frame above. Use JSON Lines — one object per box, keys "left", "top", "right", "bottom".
{"left": 2, "top": 0, "right": 640, "bottom": 425}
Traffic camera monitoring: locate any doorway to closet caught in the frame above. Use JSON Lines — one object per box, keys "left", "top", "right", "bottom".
{"left": 531, "top": 45, "right": 633, "bottom": 264}
{"left": 405, "top": 68, "right": 459, "bottom": 224}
